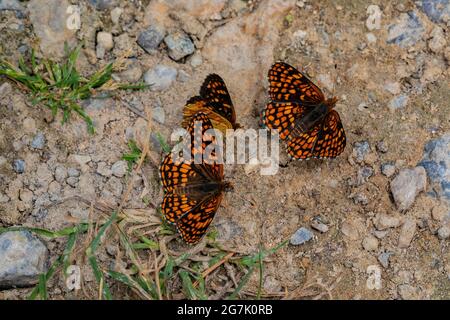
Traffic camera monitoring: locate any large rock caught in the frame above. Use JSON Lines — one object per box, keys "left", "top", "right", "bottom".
{"left": 419, "top": 133, "right": 450, "bottom": 203}
{"left": 390, "top": 167, "right": 427, "bottom": 211}
{"left": 386, "top": 11, "right": 424, "bottom": 48}
{"left": 0, "top": 231, "right": 48, "bottom": 288}
{"left": 416, "top": 0, "right": 450, "bottom": 24}
{"left": 28, "top": 0, "right": 78, "bottom": 58}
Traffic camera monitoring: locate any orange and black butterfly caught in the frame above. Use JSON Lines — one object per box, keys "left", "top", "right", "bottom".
{"left": 159, "top": 112, "right": 231, "bottom": 244}
{"left": 182, "top": 74, "right": 239, "bottom": 133}
{"left": 263, "top": 62, "right": 346, "bottom": 159}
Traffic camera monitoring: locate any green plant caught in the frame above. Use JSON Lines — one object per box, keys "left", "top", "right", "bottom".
{"left": 0, "top": 43, "right": 147, "bottom": 134}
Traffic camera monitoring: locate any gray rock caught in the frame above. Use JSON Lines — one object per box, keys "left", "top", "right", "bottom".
{"left": 54, "top": 165, "right": 68, "bottom": 183}
{"left": 353, "top": 141, "right": 370, "bottom": 163}
{"left": 390, "top": 167, "right": 427, "bottom": 211}
{"left": 89, "top": 0, "right": 117, "bottom": 10}
{"left": 357, "top": 166, "right": 374, "bottom": 185}
{"left": 28, "top": 0, "right": 77, "bottom": 58}
{"left": 67, "top": 167, "right": 80, "bottom": 177}
{"left": 0, "top": 231, "right": 48, "bottom": 288}
{"left": 0, "top": 0, "right": 25, "bottom": 11}
{"left": 111, "top": 160, "right": 127, "bottom": 178}
{"left": 12, "top": 159, "right": 25, "bottom": 174}
{"left": 381, "top": 162, "right": 396, "bottom": 177}
{"left": 96, "top": 162, "right": 112, "bottom": 177}
{"left": 311, "top": 220, "right": 329, "bottom": 233}
{"left": 66, "top": 176, "right": 79, "bottom": 187}
{"left": 30, "top": 132, "right": 46, "bottom": 150}
{"left": 378, "top": 252, "right": 392, "bottom": 268}
{"left": 152, "top": 107, "right": 165, "bottom": 124}
{"left": 389, "top": 95, "right": 409, "bottom": 111}
{"left": 398, "top": 218, "right": 417, "bottom": 248}
{"left": 137, "top": 25, "right": 166, "bottom": 53}
{"left": 387, "top": 11, "right": 424, "bottom": 47}
{"left": 290, "top": 227, "right": 313, "bottom": 245}
{"left": 376, "top": 140, "right": 389, "bottom": 153}
{"left": 144, "top": 65, "right": 178, "bottom": 91}
{"left": 418, "top": 133, "right": 450, "bottom": 203}
{"left": 437, "top": 224, "right": 450, "bottom": 239}
{"left": 416, "top": 0, "right": 450, "bottom": 24}
{"left": 164, "top": 31, "right": 195, "bottom": 61}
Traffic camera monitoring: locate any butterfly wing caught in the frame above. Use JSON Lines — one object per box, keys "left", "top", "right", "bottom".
{"left": 176, "top": 192, "right": 224, "bottom": 244}
{"left": 286, "top": 122, "right": 322, "bottom": 159}
{"left": 199, "top": 74, "right": 236, "bottom": 126}
{"left": 182, "top": 97, "right": 234, "bottom": 133}
{"left": 312, "top": 110, "right": 346, "bottom": 158}
{"left": 263, "top": 102, "right": 308, "bottom": 140}
{"left": 268, "top": 62, "right": 324, "bottom": 105}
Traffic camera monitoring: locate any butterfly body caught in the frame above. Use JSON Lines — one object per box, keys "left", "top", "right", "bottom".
{"left": 264, "top": 62, "right": 346, "bottom": 160}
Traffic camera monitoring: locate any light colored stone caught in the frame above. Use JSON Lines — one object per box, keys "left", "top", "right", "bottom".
{"left": 398, "top": 218, "right": 416, "bottom": 248}
{"left": 374, "top": 213, "right": 402, "bottom": 230}
{"left": 110, "top": 7, "right": 123, "bottom": 25}
{"left": 0, "top": 231, "right": 48, "bottom": 288}
{"left": 111, "top": 160, "right": 127, "bottom": 178}
{"left": 362, "top": 235, "right": 379, "bottom": 251}
{"left": 144, "top": 65, "right": 178, "bottom": 91}
{"left": 428, "top": 26, "right": 447, "bottom": 54}
{"left": 341, "top": 221, "right": 359, "bottom": 240}
{"left": 96, "top": 161, "right": 112, "bottom": 177}
{"left": 290, "top": 227, "right": 313, "bottom": 245}
{"left": 28, "top": 0, "right": 77, "bottom": 57}
{"left": 390, "top": 167, "right": 427, "bottom": 211}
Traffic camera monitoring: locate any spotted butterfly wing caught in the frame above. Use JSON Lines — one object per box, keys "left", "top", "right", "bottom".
{"left": 182, "top": 74, "right": 238, "bottom": 132}
{"left": 268, "top": 62, "right": 324, "bottom": 105}
{"left": 159, "top": 112, "right": 227, "bottom": 244}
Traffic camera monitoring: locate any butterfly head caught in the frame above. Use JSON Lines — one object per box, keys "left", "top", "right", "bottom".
{"left": 325, "top": 96, "right": 338, "bottom": 110}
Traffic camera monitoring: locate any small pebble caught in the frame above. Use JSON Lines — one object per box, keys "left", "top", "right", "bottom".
{"left": 390, "top": 167, "right": 427, "bottom": 211}
{"left": 389, "top": 95, "right": 409, "bottom": 111}
{"left": 137, "top": 25, "right": 166, "bottom": 53}
{"left": 189, "top": 52, "right": 203, "bottom": 68}
{"left": 374, "top": 213, "right": 402, "bottom": 230}
{"left": 110, "top": 7, "right": 123, "bottom": 25}
{"left": 398, "top": 218, "right": 417, "bottom": 248}
{"left": 362, "top": 235, "right": 379, "bottom": 251}
{"left": 352, "top": 141, "right": 370, "bottom": 163}
{"left": 55, "top": 166, "right": 68, "bottom": 183}
{"left": 376, "top": 140, "right": 388, "bottom": 153}
{"left": 290, "top": 227, "right": 313, "bottom": 245}
{"left": 381, "top": 162, "right": 396, "bottom": 177}
{"left": 311, "top": 220, "right": 329, "bottom": 233}
{"left": 67, "top": 167, "right": 80, "bottom": 177}
{"left": 66, "top": 177, "right": 79, "bottom": 187}
{"left": 437, "top": 225, "right": 450, "bottom": 239}
{"left": 111, "top": 160, "right": 127, "bottom": 178}
{"left": 96, "top": 161, "right": 112, "bottom": 177}
{"left": 164, "top": 31, "right": 195, "bottom": 61}
{"left": 378, "top": 252, "right": 391, "bottom": 268}
{"left": 30, "top": 132, "right": 46, "bottom": 150}
{"left": 144, "top": 65, "right": 178, "bottom": 91}
{"left": 13, "top": 159, "right": 25, "bottom": 173}
{"left": 341, "top": 221, "right": 359, "bottom": 240}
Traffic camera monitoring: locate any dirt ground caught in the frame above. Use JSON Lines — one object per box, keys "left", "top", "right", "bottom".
{"left": 0, "top": 0, "right": 449, "bottom": 299}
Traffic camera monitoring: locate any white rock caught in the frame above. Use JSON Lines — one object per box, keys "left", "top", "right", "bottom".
{"left": 374, "top": 213, "right": 402, "bottom": 230}
{"left": 97, "top": 31, "right": 114, "bottom": 51}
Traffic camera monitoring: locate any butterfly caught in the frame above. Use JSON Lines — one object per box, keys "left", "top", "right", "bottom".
{"left": 182, "top": 74, "right": 239, "bottom": 134}
{"left": 263, "top": 62, "right": 346, "bottom": 159}
{"left": 159, "top": 112, "right": 231, "bottom": 244}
